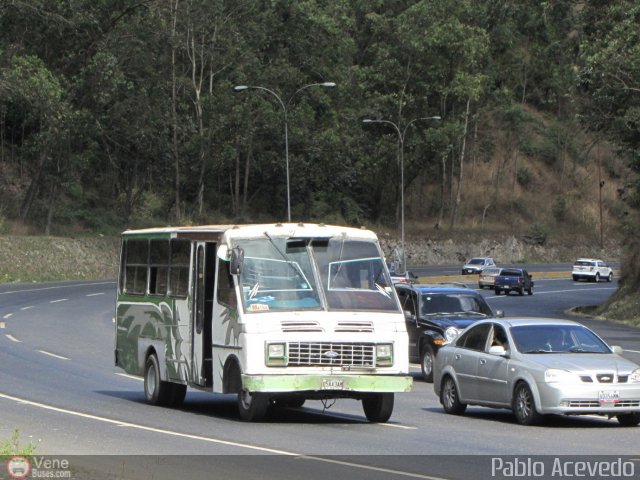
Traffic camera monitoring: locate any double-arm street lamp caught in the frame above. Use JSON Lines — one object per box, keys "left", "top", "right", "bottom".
{"left": 233, "top": 82, "right": 336, "bottom": 222}
{"left": 363, "top": 116, "right": 441, "bottom": 272}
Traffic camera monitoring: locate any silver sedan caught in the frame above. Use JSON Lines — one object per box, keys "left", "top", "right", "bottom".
{"left": 433, "top": 318, "right": 640, "bottom": 426}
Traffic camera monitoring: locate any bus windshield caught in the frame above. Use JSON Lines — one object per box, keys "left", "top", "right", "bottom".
{"left": 236, "top": 236, "right": 398, "bottom": 313}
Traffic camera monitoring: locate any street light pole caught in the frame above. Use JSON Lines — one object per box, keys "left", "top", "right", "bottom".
{"left": 233, "top": 82, "right": 336, "bottom": 222}
{"left": 363, "top": 116, "right": 441, "bottom": 272}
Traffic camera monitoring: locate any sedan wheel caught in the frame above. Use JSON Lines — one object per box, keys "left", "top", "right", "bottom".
{"left": 440, "top": 376, "right": 466, "bottom": 415}
{"left": 607, "top": 273, "right": 613, "bottom": 282}
{"left": 512, "top": 383, "right": 542, "bottom": 425}
{"left": 594, "top": 273, "right": 600, "bottom": 282}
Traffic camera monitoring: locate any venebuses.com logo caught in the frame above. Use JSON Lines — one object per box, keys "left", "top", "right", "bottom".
{"left": 6, "top": 456, "right": 30, "bottom": 479}
{"left": 5, "top": 456, "right": 71, "bottom": 479}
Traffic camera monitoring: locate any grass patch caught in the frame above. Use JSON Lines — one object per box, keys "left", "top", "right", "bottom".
{"left": 0, "top": 235, "right": 119, "bottom": 284}
{"left": 0, "top": 429, "right": 37, "bottom": 458}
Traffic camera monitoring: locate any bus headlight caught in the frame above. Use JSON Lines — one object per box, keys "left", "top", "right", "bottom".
{"left": 266, "top": 342, "right": 287, "bottom": 366}
{"left": 376, "top": 343, "right": 393, "bottom": 366}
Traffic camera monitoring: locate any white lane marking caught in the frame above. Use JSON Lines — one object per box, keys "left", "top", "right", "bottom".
{"left": 0, "top": 392, "right": 442, "bottom": 479}
{"left": 115, "top": 373, "right": 143, "bottom": 382}
{"left": 3, "top": 313, "right": 13, "bottom": 319}
{"left": 0, "top": 322, "right": 4, "bottom": 329}
{"left": 0, "top": 281, "right": 115, "bottom": 296}
{"left": 50, "top": 298, "right": 68, "bottom": 304}
{"left": 86, "top": 292, "right": 105, "bottom": 297}
{"left": 5, "top": 334, "right": 21, "bottom": 343}
{"left": 20, "top": 306, "right": 34, "bottom": 311}
{"left": 37, "top": 350, "right": 70, "bottom": 360}
{"left": 378, "top": 422, "right": 417, "bottom": 430}
{"left": 0, "top": 392, "right": 297, "bottom": 454}
{"left": 301, "top": 455, "right": 448, "bottom": 479}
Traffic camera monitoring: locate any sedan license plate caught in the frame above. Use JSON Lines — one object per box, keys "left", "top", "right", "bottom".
{"left": 322, "top": 379, "right": 344, "bottom": 390}
{"left": 599, "top": 390, "right": 620, "bottom": 403}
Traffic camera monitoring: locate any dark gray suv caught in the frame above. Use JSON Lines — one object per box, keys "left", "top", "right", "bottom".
{"left": 395, "top": 283, "right": 502, "bottom": 382}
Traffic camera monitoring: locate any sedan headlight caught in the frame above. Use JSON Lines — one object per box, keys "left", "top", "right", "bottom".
{"left": 444, "top": 327, "right": 460, "bottom": 344}
{"left": 544, "top": 368, "right": 575, "bottom": 383}
{"left": 266, "top": 342, "right": 287, "bottom": 366}
{"left": 628, "top": 368, "right": 640, "bottom": 383}
{"left": 376, "top": 343, "right": 393, "bottom": 366}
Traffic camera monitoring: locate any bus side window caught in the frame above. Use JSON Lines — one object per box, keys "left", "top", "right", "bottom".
{"left": 169, "top": 239, "right": 190, "bottom": 298}
{"left": 217, "top": 259, "right": 237, "bottom": 309}
{"left": 149, "top": 239, "right": 169, "bottom": 296}
{"left": 124, "top": 239, "right": 148, "bottom": 295}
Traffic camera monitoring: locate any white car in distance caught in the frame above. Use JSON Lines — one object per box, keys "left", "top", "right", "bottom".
{"left": 462, "top": 257, "right": 496, "bottom": 275}
{"left": 572, "top": 258, "right": 613, "bottom": 282}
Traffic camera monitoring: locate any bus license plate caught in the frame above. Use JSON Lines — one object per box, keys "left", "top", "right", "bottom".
{"left": 322, "top": 379, "right": 344, "bottom": 390}
{"left": 599, "top": 391, "right": 620, "bottom": 403}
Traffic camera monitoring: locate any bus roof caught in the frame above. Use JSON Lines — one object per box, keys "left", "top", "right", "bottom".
{"left": 122, "top": 223, "right": 378, "bottom": 241}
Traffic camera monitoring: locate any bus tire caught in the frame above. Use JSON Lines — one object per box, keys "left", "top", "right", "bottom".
{"left": 362, "top": 393, "right": 394, "bottom": 423}
{"left": 144, "top": 353, "right": 172, "bottom": 406}
{"left": 238, "top": 388, "right": 269, "bottom": 422}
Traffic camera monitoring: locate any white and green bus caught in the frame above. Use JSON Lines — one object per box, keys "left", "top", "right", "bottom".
{"left": 114, "top": 223, "right": 412, "bottom": 422}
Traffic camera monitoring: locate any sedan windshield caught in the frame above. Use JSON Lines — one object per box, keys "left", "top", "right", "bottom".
{"left": 510, "top": 324, "right": 611, "bottom": 354}
{"left": 236, "top": 236, "right": 398, "bottom": 313}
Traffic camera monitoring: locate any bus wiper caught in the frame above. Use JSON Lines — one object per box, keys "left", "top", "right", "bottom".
{"left": 331, "top": 234, "right": 346, "bottom": 282}
{"left": 263, "top": 232, "right": 302, "bottom": 278}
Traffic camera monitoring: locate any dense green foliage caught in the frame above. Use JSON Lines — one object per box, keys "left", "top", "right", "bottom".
{"left": 0, "top": 1, "right": 637, "bottom": 236}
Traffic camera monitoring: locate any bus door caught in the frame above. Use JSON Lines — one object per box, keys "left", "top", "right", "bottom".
{"left": 191, "top": 241, "right": 216, "bottom": 388}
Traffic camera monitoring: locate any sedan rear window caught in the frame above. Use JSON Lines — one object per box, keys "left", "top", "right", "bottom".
{"left": 574, "top": 260, "right": 595, "bottom": 266}
{"left": 499, "top": 269, "right": 522, "bottom": 276}
{"left": 482, "top": 268, "right": 500, "bottom": 275}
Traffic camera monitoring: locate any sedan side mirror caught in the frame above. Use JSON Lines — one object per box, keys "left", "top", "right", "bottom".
{"left": 611, "top": 345, "right": 624, "bottom": 355}
{"left": 495, "top": 310, "right": 504, "bottom": 318}
{"left": 488, "top": 345, "right": 508, "bottom": 357}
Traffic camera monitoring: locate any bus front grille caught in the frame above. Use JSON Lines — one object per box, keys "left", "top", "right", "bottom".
{"left": 288, "top": 342, "right": 375, "bottom": 367}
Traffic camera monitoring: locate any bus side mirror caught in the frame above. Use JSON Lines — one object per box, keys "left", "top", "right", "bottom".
{"left": 230, "top": 247, "right": 244, "bottom": 275}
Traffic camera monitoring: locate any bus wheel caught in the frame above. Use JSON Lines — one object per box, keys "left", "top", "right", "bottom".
{"left": 144, "top": 354, "right": 172, "bottom": 406}
{"left": 238, "top": 389, "right": 269, "bottom": 422}
{"left": 362, "top": 393, "right": 394, "bottom": 422}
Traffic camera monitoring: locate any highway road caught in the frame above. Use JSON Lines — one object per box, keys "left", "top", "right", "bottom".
{"left": 1, "top": 275, "right": 639, "bottom": 479}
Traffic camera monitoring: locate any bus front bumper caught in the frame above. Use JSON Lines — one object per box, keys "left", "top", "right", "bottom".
{"left": 242, "top": 374, "right": 413, "bottom": 393}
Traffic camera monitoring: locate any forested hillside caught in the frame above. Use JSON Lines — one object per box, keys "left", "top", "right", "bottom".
{"left": 0, "top": 1, "right": 638, "bottom": 256}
